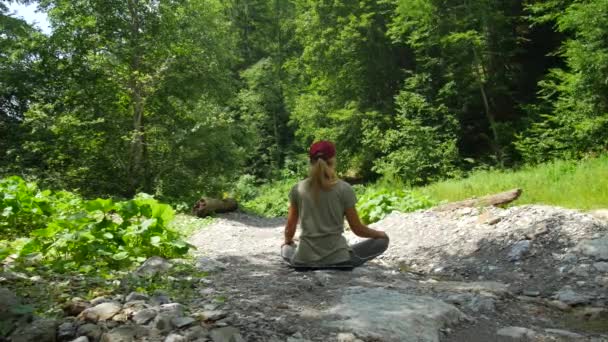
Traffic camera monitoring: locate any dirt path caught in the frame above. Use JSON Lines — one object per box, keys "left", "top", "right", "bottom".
{"left": 188, "top": 207, "right": 608, "bottom": 342}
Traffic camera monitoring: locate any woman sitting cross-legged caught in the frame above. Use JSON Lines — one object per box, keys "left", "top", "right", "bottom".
{"left": 281, "top": 140, "right": 389, "bottom": 269}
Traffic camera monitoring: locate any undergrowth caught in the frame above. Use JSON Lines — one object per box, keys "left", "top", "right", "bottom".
{"left": 420, "top": 155, "right": 608, "bottom": 210}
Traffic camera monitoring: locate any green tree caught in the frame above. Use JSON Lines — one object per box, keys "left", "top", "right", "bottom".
{"left": 516, "top": 0, "right": 608, "bottom": 162}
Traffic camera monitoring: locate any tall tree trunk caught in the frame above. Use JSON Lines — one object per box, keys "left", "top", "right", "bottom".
{"left": 472, "top": 46, "right": 503, "bottom": 166}
{"left": 126, "top": 0, "right": 148, "bottom": 195}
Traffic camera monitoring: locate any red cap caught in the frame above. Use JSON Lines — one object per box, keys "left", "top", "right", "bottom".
{"left": 309, "top": 141, "right": 336, "bottom": 161}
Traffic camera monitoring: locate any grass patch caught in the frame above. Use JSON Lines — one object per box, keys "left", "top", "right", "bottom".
{"left": 419, "top": 155, "right": 608, "bottom": 210}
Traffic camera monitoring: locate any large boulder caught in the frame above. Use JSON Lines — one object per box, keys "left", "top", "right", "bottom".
{"left": 324, "top": 287, "right": 464, "bottom": 342}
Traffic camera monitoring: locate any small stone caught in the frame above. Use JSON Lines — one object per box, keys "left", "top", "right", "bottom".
{"left": 125, "top": 292, "right": 149, "bottom": 302}
{"left": 112, "top": 312, "right": 129, "bottom": 322}
{"left": 522, "top": 290, "right": 540, "bottom": 297}
{"left": 100, "top": 325, "right": 140, "bottom": 342}
{"left": 58, "top": 321, "right": 77, "bottom": 341}
{"left": 80, "top": 302, "right": 122, "bottom": 322}
{"left": 70, "top": 337, "right": 90, "bottom": 342}
{"left": 77, "top": 324, "right": 103, "bottom": 342}
{"left": 132, "top": 308, "right": 157, "bottom": 325}
{"left": 554, "top": 286, "right": 592, "bottom": 305}
{"left": 594, "top": 262, "right": 608, "bottom": 272}
{"left": 136, "top": 256, "right": 172, "bottom": 277}
{"left": 496, "top": 326, "right": 536, "bottom": 339}
{"left": 63, "top": 298, "right": 91, "bottom": 317}
{"left": 149, "top": 294, "right": 171, "bottom": 306}
{"left": 195, "top": 257, "right": 227, "bottom": 273}
{"left": 164, "top": 333, "right": 186, "bottom": 342}
{"left": 184, "top": 326, "right": 209, "bottom": 340}
{"left": 547, "top": 300, "right": 571, "bottom": 311}
{"left": 563, "top": 253, "right": 578, "bottom": 263}
{"left": 508, "top": 240, "right": 531, "bottom": 262}
{"left": 171, "top": 316, "right": 196, "bottom": 329}
{"left": 154, "top": 313, "right": 177, "bottom": 333}
{"left": 10, "top": 319, "right": 58, "bottom": 342}
{"left": 159, "top": 303, "right": 185, "bottom": 316}
{"left": 194, "top": 310, "right": 227, "bottom": 321}
{"left": 210, "top": 326, "right": 245, "bottom": 342}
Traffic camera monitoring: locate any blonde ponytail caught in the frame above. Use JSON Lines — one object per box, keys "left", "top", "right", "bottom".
{"left": 309, "top": 157, "right": 338, "bottom": 199}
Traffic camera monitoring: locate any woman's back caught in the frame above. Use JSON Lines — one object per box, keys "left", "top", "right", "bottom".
{"left": 288, "top": 178, "right": 356, "bottom": 265}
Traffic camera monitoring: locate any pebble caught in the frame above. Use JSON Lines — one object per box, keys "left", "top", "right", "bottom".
{"left": 170, "top": 316, "right": 196, "bottom": 329}
{"left": 507, "top": 240, "right": 531, "bottom": 262}
{"left": 80, "top": 302, "right": 122, "bottom": 322}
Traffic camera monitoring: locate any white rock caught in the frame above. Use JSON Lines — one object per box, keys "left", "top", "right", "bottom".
{"left": 544, "top": 328, "right": 583, "bottom": 338}
{"left": 80, "top": 302, "right": 122, "bottom": 322}
{"left": 496, "top": 326, "right": 536, "bottom": 339}
{"left": 164, "top": 333, "right": 186, "bottom": 342}
{"left": 70, "top": 337, "right": 90, "bottom": 342}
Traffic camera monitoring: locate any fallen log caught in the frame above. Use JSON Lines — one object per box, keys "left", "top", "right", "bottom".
{"left": 432, "top": 188, "right": 522, "bottom": 212}
{"left": 192, "top": 197, "right": 238, "bottom": 217}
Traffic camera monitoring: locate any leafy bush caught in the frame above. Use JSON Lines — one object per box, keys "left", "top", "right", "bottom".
{"left": 240, "top": 178, "right": 298, "bottom": 217}
{"left": 356, "top": 185, "right": 436, "bottom": 223}
{"left": 0, "top": 176, "right": 192, "bottom": 272}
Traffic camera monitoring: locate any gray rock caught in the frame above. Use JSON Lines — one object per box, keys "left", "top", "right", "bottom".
{"left": 164, "top": 333, "right": 186, "bottom": 342}
{"left": 195, "top": 257, "right": 226, "bottom": 273}
{"left": 575, "top": 238, "right": 608, "bottom": 261}
{"left": 496, "top": 326, "right": 536, "bottom": 339}
{"left": 544, "top": 328, "right": 583, "bottom": 338}
{"left": 63, "top": 298, "right": 91, "bottom": 317}
{"left": 149, "top": 294, "right": 171, "bottom": 306}
{"left": 522, "top": 290, "right": 540, "bottom": 297}
{"left": 184, "top": 326, "right": 209, "bottom": 340}
{"left": 77, "top": 324, "right": 103, "bottom": 342}
{"left": 80, "top": 302, "right": 122, "bottom": 322}
{"left": 10, "top": 319, "right": 58, "bottom": 342}
{"left": 70, "top": 337, "right": 90, "bottom": 342}
{"left": 0, "top": 287, "right": 31, "bottom": 335}
{"left": 171, "top": 316, "right": 197, "bottom": 329}
{"left": 325, "top": 287, "right": 464, "bottom": 342}
{"left": 508, "top": 240, "right": 531, "bottom": 262}
{"left": 132, "top": 308, "right": 157, "bottom": 325}
{"left": 136, "top": 256, "right": 172, "bottom": 277}
{"left": 210, "top": 327, "right": 245, "bottom": 342}
{"left": 154, "top": 313, "right": 176, "bottom": 333}
{"left": 125, "top": 292, "right": 149, "bottom": 302}
{"left": 554, "top": 286, "right": 593, "bottom": 305}
{"left": 159, "top": 303, "right": 185, "bottom": 316}
{"left": 594, "top": 262, "right": 608, "bottom": 272}
{"left": 194, "top": 310, "right": 227, "bottom": 321}
{"left": 100, "top": 326, "right": 144, "bottom": 342}
{"left": 58, "top": 321, "right": 77, "bottom": 341}
{"left": 445, "top": 293, "right": 495, "bottom": 313}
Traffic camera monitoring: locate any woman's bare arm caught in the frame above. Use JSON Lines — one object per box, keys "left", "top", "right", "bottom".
{"left": 345, "top": 207, "right": 388, "bottom": 239}
{"left": 284, "top": 204, "right": 298, "bottom": 245}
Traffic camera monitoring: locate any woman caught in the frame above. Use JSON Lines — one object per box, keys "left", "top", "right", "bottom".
{"left": 281, "top": 140, "right": 389, "bottom": 269}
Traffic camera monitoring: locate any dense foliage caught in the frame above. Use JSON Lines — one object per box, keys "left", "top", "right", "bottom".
{"left": 0, "top": 176, "right": 191, "bottom": 272}
{"left": 1, "top": 0, "right": 607, "bottom": 203}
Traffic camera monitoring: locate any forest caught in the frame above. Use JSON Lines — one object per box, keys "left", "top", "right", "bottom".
{"left": 1, "top": 0, "right": 607, "bottom": 205}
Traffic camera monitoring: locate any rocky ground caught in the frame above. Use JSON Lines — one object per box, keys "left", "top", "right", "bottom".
{"left": 2, "top": 205, "right": 608, "bottom": 342}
